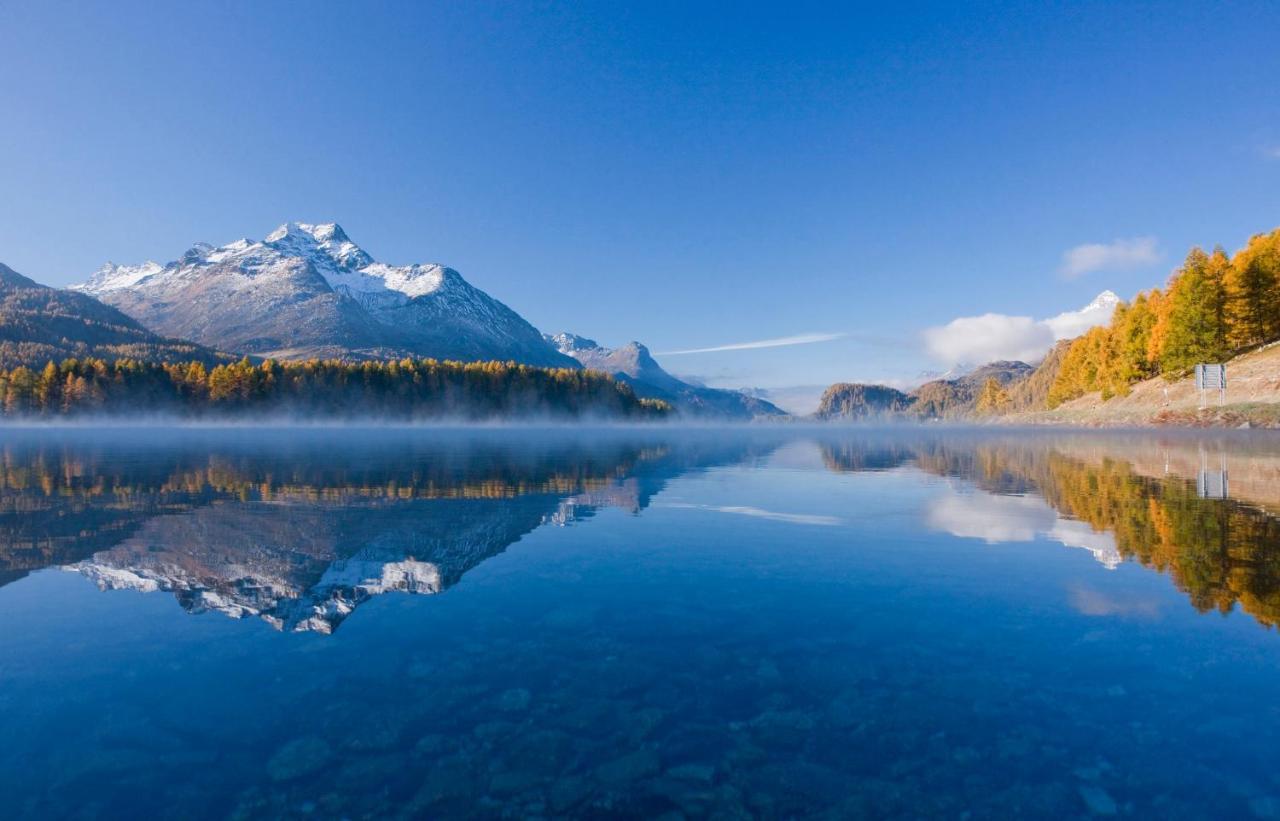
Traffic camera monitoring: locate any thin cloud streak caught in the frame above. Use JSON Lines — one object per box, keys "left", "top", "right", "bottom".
{"left": 662, "top": 502, "right": 844, "bottom": 527}
{"left": 1060, "top": 236, "right": 1159, "bottom": 279}
{"left": 657, "top": 332, "right": 845, "bottom": 356}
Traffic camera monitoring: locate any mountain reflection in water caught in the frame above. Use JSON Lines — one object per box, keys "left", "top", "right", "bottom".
{"left": 2, "top": 429, "right": 1280, "bottom": 632}
{"left": 0, "top": 431, "right": 774, "bottom": 632}
{"left": 7, "top": 428, "right": 1280, "bottom": 820}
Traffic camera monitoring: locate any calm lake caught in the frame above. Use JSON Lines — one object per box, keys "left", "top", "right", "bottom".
{"left": 2, "top": 427, "right": 1279, "bottom": 819}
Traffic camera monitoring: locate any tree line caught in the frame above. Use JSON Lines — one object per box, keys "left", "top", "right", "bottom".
{"left": 898, "top": 440, "right": 1280, "bottom": 629}
{"left": 0, "top": 357, "right": 671, "bottom": 420}
{"left": 1048, "top": 228, "right": 1280, "bottom": 407}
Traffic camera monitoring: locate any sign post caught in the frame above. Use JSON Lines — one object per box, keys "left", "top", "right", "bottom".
{"left": 1197, "top": 447, "right": 1229, "bottom": 500}
{"left": 1194, "top": 364, "right": 1226, "bottom": 409}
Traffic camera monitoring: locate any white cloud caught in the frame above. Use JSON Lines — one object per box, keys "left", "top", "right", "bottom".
{"left": 1043, "top": 290, "right": 1120, "bottom": 339}
{"left": 657, "top": 332, "right": 844, "bottom": 355}
{"left": 924, "top": 291, "right": 1119, "bottom": 365}
{"left": 923, "top": 313, "right": 1054, "bottom": 365}
{"left": 1060, "top": 237, "right": 1159, "bottom": 279}
{"left": 927, "top": 484, "right": 1122, "bottom": 569}
{"left": 927, "top": 489, "right": 1054, "bottom": 544}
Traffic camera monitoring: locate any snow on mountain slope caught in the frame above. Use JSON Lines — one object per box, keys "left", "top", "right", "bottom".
{"left": 547, "top": 332, "right": 787, "bottom": 419}
{"left": 548, "top": 333, "right": 688, "bottom": 394}
{"left": 75, "top": 223, "right": 577, "bottom": 367}
{"left": 1045, "top": 290, "right": 1121, "bottom": 340}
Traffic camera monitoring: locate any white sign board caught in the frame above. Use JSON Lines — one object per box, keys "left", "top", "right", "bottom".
{"left": 1195, "top": 364, "right": 1226, "bottom": 391}
{"left": 1198, "top": 469, "right": 1229, "bottom": 500}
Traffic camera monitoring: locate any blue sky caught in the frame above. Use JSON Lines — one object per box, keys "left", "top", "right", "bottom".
{"left": 3, "top": 1, "right": 1279, "bottom": 402}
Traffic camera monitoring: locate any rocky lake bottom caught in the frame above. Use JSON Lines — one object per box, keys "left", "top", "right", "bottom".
{"left": 1, "top": 427, "right": 1280, "bottom": 819}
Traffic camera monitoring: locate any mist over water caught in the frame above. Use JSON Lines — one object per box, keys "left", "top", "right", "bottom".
{"left": 2, "top": 427, "right": 1280, "bottom": 818}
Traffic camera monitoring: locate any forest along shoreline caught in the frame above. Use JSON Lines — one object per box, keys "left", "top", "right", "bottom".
{"left": 1003, "top": 341, "right": 1280, "bottom": 429}
{"left": 816, "top": 226, "right": 1280, "bottom": 429}
{"left": 0, "top": 358, "right": 671, "bottom": 421}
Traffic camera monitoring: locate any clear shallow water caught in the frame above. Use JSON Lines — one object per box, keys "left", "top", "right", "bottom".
{"left": 2, "top": 428, "right": 1280, "bottom": 819}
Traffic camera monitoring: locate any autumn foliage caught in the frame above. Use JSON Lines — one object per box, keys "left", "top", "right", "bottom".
{"left": 0, "top": 357, "right": 670, "bottom": 420}
{"left": 1048, "top": 229, "right": 1280, "bottom": 407}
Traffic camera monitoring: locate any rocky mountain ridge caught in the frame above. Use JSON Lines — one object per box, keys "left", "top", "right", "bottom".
{"left": 546, "top": 332, "right": 787, "bottom": 419}
{"left": 75, "top": 222, "right": 576, "bottom": 367}
{"left": 816, "top": 361, "right": 1035, "bottom": 421}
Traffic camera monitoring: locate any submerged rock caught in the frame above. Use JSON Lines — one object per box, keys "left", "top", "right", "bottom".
{"left": 1077, "top": 784, "right": 1118, "bottom": 816}
{"left": 413, "top": 734, "right": 448, "bottom": 757}
{"left": 266, "top": 736, "right": 333, "bottom": 782}
{"left": 498, "top": 688, "right": 532, "bottom": 712}
{"left": 549, "top": 776, "right": 594, "bottom": 813}
{"left": 595, "top": 748, "right": 662, "bottom": 785}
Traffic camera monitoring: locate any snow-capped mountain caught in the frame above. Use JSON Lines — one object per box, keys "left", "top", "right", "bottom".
{"left": 915, "top": 363, "right": 975, "bottom": 384}
{"left": 66, "top": 495, "right": 557, "bottom": 634}
{"left": 547, "top": 332, "right": 787, "bottom": 419}
{"left": 74, "top": 222, "right": 577, "bottom": 367}
{"left": 1045, "top": 289, "right": 1122, "bottom": 341}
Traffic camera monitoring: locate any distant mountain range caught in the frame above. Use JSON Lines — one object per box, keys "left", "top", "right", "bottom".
{"left": 0, "top": 224, "right": 1125, "bottom": 423}
{"left": 815, "top": 290, "right": 1120, "bottom": 421}
{"left": 73, "top": 222, "right": 575, "bottom": 368}
{"left": 0, "top": 262, "right": 225, "bottom": 368}
{"left": 817, "top": 361, "right": 1035, "bottom": 421}
{"left": 546, "top": 332, "right": 787, "bottom": 420}
{"left": 0, "top": 221, "right": 789, "bottom": 418}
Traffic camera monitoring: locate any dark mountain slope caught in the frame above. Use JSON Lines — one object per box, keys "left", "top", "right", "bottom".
{"left": 0, "top": 262, "right": 225, "bottom": 367}
{"left": 815, "top": 383, "right": 913, "bottom": 419}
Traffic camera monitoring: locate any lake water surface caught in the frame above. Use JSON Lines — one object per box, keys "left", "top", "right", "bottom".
{"left": 2, "top": 427, "right": 1280, "bottom": 819}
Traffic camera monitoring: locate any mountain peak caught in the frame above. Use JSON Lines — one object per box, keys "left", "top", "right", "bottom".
{"left": 263, "top": 221, "right": 371, "bottom": 270}
{"left": 1088, "top": 290, "right": 1121, "bottom": 309}
{"left": 73, "top": 223, "right": 576, "bottom": 368}
{"left": 545, "top": 331, "right": 786, "bottom": 419}
{"left": 81, "top": 260, "right": 165, "bottom": 292}
{"left": 546, "top": 332, "right": 604, "bottom": 354}
{"left": 0, "top": 261, "right": 38, "bottom": 288}
{"left": 265, "top": 221, "right": 348, "bottom": 244}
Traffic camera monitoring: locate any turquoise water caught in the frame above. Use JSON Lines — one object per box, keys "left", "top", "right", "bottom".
{"left": 2, "top": 428, "right": 1280, "bottom": 819}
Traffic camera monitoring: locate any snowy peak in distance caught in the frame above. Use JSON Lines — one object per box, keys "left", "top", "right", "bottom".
{"left": 1083, "top": 289, "right": 1121, "bottom": 312}
{"left": 84, "top": 260, "right": 166, "bottom": 293}
{"left": 547, "top": 333, "right": 677, "bottom": 390}
{"left": 73, "top": 222, "right": 576, "bottom": 367}
{"left": 546, "top": 331, "right": 604, "bottom": 354}
{"left": 916, "top": 363, "right": 974, "bottom": 384}
{"left": 1045, "top": 289, "right": 1122, "bottom": 341}
{"left": 547, "top": 331, "right": 786, "bottom": 420}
